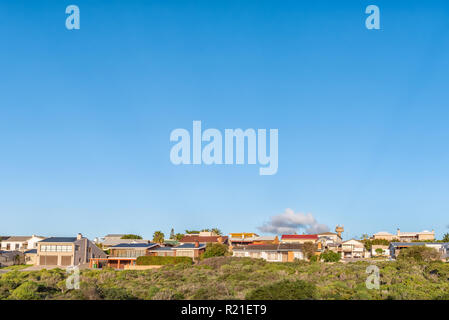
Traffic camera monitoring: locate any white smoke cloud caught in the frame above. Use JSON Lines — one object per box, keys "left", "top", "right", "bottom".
{"left": 258, "top": 208, "right": 329, "bottom": 235}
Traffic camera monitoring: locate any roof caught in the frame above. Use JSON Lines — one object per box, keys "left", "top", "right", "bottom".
{"left": 254, "top": 236, "right": 277, "bottom": 241}
{"left": 390, "top": 242, "right": 448, "bottom": 247}
{"left": 174, "top": 243, "right": 206, "bottom": 250}
{"left": 110, "top": 243, "right": 157, "bottom": 249}
{"left": 39, "top": 237, "right": 77, "bottom": 243}
{"left": 104, "top": 234, "right": 125, "bottom": 238}
{"left": 163, "top": 239, "right": 179, "bottom": 246}
{"left": 24, "top": 249, "right": 37, "bottom": 254}
{"left": 101, "top": 239, "right": 149, "bottom": 246}
{"left": 2, "top": 236, "right": 32, "bottom": 242}
{"left": 281, "top": 234, "right": 318, "bottom": 240}
{"left": 149, "top": 247, "right": 174, "bottom": 251}
{"left": 374, "top": 231, "right": 394, "bottom": 235}
{"left": 318, "top": 232, "right": 338, "bottom": 236}
{"left": 180, "top": 235, "right": 228, "bottom": 243}
{"left": 233, "top": 243, "right": 304, "bottom": 252}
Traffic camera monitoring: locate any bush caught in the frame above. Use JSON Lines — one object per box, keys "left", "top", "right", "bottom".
{"left": 8, "top": 281, "right": 41, "bottom": 300}
{"left": 136, "top": 256, "right": 193, "bottom": 265}
{"left": 398, "top": 246, "right": 441, "bottom": 262}
{"left": 320, "top": 250, "right": 341, "bottom": 262}
{"left": 246, "top": 280, "right": 317, "bottom": 300}
{"left": 203, "top": 243, "right": 228, "bottom": 259}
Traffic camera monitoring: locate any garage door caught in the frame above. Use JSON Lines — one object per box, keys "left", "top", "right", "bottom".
{"left": 61, "top": 256, "right": 72, "bottom": 266}
{"left": 40, "top": 255, "right": 58, "bottom": 265}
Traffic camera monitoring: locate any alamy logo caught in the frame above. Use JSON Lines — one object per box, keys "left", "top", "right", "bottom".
{"left": 169, "top": 121, "right": 278, "bottom": 175}
{"left": 365, "top": 265, "right": 380, "bottom": 290}
{"left": 66, "top": 266, "right": 80, "bottom": 290}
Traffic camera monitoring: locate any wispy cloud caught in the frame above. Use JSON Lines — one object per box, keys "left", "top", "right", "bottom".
{"left": 257, "top": 208, "right": 329, "bottom": 235}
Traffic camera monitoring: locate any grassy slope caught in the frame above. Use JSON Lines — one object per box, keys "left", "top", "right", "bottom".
{"left": 1, "top": 257, "right": 449, "bottom": 300}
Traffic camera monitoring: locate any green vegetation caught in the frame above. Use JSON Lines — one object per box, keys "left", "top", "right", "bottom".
{"left": 121, "top": 234, "right": 143, "bottom": 239}
{"left": 152, "top": 231, "right": 165, "bottom": 244}
{"left": 441, "top": 233, "right": 449, "bottom": 242}
{"left": 174, "top": 233, "right": 184, "bottom": 241}
{"left": 320, "top": 250, "right": 341, "bottom": 262}
{"left": 202, "top": 243, "right": 228, "bottom": 259}
{"left": 2, "top": 257, "right": 449, "bottom": 300}
{"left": 302, "top": 242, "right": 317, "bottom": 260}
{"left": 136, "top": 256, "right": 193, "bottom": 265}
{"left": 362, "top": 239, "right": 391, "bottom": 251}
{"left": 246, "top": 280, "right": 317, "bottom": 300}
{"left": 0, "top": 265, "right": 31, "bottom": 271}
{"left": 398, "top": 246, "right": 441, "bottom": 262}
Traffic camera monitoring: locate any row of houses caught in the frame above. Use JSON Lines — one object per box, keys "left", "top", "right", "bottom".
{"left": 1, "top": 226, "right": 447, "bottom": 269}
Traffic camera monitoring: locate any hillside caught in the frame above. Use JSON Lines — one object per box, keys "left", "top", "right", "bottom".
{"left": 1, "top": 257, "right": 449, "bottom": 300}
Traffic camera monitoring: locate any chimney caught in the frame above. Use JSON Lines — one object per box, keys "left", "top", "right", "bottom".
{"left": 77, "top": 233, "right": 83, "bottom": 240}
{"left": 194, "top": 241, "right": 199, "bottom": 248}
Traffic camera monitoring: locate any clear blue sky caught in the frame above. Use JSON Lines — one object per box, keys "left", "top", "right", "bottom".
{"left": 1, "top": 0, "right": 448, "bottom": 240}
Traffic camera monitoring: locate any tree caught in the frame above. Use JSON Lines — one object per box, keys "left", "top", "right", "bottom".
{"left": 202, "top": 243, "right": 228, "bottom": 258}
{"left": 442, "top": 233, "right": 449, "bottom": 242}
{"left": 375, "top": 248, "right": 384, "bottom": 256}
{"left": 302, "top": 242, "right": 316, "bottom": 260}
{"left": 170, "top": 228, "right": 175, "bottom": 240}
{"left": 152, "top": 231, "right": 165, "bottom": 244}
{"left": 211, "top": 228, "right": 222, "bottom": 236}
{"left": 175, "top": 233, "right": 184, "bottom": 241}
{"left": 201, "top": 229, "right": 210, "bottom": 232}
{"left": 120, "top": 234, "right": 142, "bottom": 239}
{"left": 185, "top": 230, "right": 200, "bottom": 234}
{"left": 320, "top": 250, "right": 341, "bottom": 262}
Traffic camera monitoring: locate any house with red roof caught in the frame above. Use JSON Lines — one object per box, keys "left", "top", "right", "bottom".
{"left": 280, "top": 234, "right": 318, "bottom": 244}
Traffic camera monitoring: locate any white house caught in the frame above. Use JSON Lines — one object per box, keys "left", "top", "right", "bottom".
{"left": 1, "top": 235, "right": 46, "bottom": 251}
{"left": 341, "top": 239, "right": 367, "bottom": 259}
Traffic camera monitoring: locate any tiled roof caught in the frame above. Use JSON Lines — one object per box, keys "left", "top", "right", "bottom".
{"left": 110, "top": 243, "right": 157, "bottom": 249}
{"left": 281, "top": 234, "right": 318, "bottom": 240}
{"left": 180, "top": 235, "right": 228, "bottom": 243}
{"left": 39, "top": 237, "right": 77, "bottom": 243}
{"left": 102, "top": 239, "right": 149, "bottom": 246}
{"left": 175, "top": 243, "right": 206, "bottom": 250}
{"left": 233, "top": 243, "right": 304, "bottom": 251}
{"left": 2, "top": 236, "right": 32, "bottom": 242}
{"left": 104, "top": 234, "right": 125, "bottom": 238}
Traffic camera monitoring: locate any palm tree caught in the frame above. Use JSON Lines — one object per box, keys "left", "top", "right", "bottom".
{"left": 152, "top": 231, "right": 165, "bottom": 244}
{"left": 211, "top": 228, "right": 222, "bottom": 236}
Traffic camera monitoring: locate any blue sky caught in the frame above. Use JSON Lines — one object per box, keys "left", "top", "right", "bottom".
{"left": 1, "top": 0, "right": 449, "bottom": 240}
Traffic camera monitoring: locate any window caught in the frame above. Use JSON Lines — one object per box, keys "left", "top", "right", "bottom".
{"left": 15, "top": 244, "right": 20, "bottom": 250}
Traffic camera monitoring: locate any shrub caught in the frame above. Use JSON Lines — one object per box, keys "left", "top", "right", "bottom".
{"left": 320, "top": 250, "right": 341, "bottom": 262}
{"left": 375, "top": 248, "right": 384, "bottom": 255}
{"left": 136, "top": 256, "right": 193, "bottom": 266}
{"left": 203, "top": 243, "right": 228, "bottom": 259}
{"left": 398, "top": 246, "right": 441, "bottom": 262}
{"left": 8, "top": 281, "right": 41, "bottom": 300}
{"left": 246, "top": 280, "right": 317, "bottom": 300}
{"left": 121, "top": 234, "right": 143, "bottom": 239}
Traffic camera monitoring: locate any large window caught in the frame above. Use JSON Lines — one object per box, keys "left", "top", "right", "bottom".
{"left": 40, "top": 245, "right": 72, "bottom": 252}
